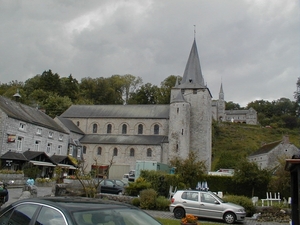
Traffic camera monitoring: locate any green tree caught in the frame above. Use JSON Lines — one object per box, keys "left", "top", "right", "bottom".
{"left": 128, "top": 83, "right": 160, "bottom": 104}
{"left": 170, "top": 151, "right": 206, "bottom": 189}
{"left": 43, "top": 94, "right": 73, "bottom": 118}
{"left": 59, "top": 74, "right": 79, "bottom": 101}
{"left": 121, "top": 74, "right": 143, "bottom": 104}
{"left": 233, "top": 160, "right": 271, "bottom": 197}
{"left": 39, "top": 70, "right": 61, "bottom": 93}
{"left": 157, "top": 75, "right": 180, "bottom": 104}
{"left": 225, "top": 101, "right": 242, "bottom": 110}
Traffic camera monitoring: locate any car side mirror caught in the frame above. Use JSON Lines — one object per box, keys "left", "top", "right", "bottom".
{"left": 214, "top": 201, "right": 220, "bottom": 204}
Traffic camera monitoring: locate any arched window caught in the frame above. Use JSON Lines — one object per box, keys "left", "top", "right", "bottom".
{"left": 93, "top": 124, "right": 97, "bottom": 133}
{"left": 147, "top": 148, "right": 152, "bottom": 157}
{"left": 107, "top": 124, "right": 112, "bottom": 134}
{"left": 122, "top": 124, "right": 127, "bottom": 134}
{"left": 83, "top": 146, "right": 87, "bottom": 154}
{"left": 97, "top": 147, "right": 102, "bottom": 155}
{"left": 138, "top": 124, "right": 143, "bottom": 134}
{"left": 113, "top": 148, "right": 118, "bottom": 156}
{"left": 154, "top": 124, "right": 159, "bottom": 134}
{"left": 130, "top": 148, "right": 135, "bottom": 157}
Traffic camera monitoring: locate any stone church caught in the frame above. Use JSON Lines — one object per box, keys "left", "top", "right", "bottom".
{"left": 60, "top": 39, "right": 212, "bottom": 173}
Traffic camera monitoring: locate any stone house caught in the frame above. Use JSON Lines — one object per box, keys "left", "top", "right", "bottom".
{"left": 0, "top": 96, "right": 69, "bottom": 171}
{"left": 248, "top": 136, "right": 299, "bottom": 169}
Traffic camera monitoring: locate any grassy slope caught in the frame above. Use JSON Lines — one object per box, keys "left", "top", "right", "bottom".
{"left": 211, "top": 122, "right": 300, "bottom": 170}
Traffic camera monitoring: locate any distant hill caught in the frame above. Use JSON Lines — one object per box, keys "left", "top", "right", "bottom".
{"left": 211, "top": 122, "right": 300, "bottom": 170}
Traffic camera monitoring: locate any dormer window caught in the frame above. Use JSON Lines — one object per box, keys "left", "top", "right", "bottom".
{"left": 36, "top": 128, "right": 42, "bottom": 135}
{"left": 48, "top": 131, "right": 54, "bottom": 138}
{"left": 19, "top": 123, "right": 26, "bottom": 131}
{"left": 58, "top": 134, "right": 63, "bottom": 141}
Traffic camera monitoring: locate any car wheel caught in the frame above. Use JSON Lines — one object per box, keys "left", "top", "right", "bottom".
{"left": 223, "top": 212, "right": 236, "bottom": 224}
{"left": 118, "top": 191, "right": 123, "bottom": 195}
{"left": 173, "top": 207, "right": 185, "bottom": 219}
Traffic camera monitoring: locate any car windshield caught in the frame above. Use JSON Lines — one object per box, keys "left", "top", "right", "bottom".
{"left": 73, "top": 208, "right": 162, "bottom": 225}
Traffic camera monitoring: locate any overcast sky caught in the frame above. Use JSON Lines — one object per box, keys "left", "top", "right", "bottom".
{"left": 0, "top": 0, "right": 299, "bottom": 107}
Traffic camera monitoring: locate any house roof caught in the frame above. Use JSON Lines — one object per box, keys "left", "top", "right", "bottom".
{"left": 60, "top": 105, "right": 170, "bottom": 119}
{"left": 225, "top": 108, "right": 256, "bottom": 115}
{"left": 23, "top": 150, "right": 54, "bottom": 163}
{"left": 0, "top": 151, "right": 27, "bottom": 161}
{"left": 80, "top": 134, "right": 168, "bottom": 145}
{"left": 249, "top": 140, "right": 282, "bottom": 156}
{"left": 0, "top": 96, "right": 67, "bottom": 133}
{"left": 55, "top": 116, "right": 84, "bottom": 134}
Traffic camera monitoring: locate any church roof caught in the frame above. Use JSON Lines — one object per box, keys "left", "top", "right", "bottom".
{"left": 0, "top": 96, "right": 67, "bottom": 133}
{"left": 61, "top": 105, "right": 170, "bottom": 119}
{"left": 80, "top": 134, "right": 168, "bottom": 145}
{"left": 178, "top": 39, "right": 206, "bottom": 89}
{"left": 170, "top": 91, "right": 187, "bottom": 103}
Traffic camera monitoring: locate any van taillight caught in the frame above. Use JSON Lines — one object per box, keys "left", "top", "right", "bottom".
{"left": 171, "top": 198, "right": 175, "bottom": 203}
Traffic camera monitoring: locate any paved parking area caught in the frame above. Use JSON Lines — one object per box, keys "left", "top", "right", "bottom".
{"left": 4, "top": 187, "right": 290, "bottom": 225}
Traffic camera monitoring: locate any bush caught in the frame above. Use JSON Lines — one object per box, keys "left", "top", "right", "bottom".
{"left": 125, "top": 177, "right": 151, "bottom": 196}
{"left": 139, "top": 189, "right": 157, "bottom": 210}
{"left": 132, "top": 197, "right": 140, "bottom": 207}
{"left": 155, "top": 196, "right": 170, "bottom": 211}
{"left": 223, "top": 194, "right": 256, "bottom": 217}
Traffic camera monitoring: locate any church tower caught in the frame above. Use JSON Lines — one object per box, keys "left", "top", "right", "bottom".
{"left": 217, "top": 83, "right": 226, "bottom": 121}
{"left": 169, "top": 39, "right": 212, "bottom": 171}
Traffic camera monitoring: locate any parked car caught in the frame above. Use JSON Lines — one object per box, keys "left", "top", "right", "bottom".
{"left": 170, "top": 190, "right": 246, "bottom": 224}
{"left": 128, "top": 170, "right": 135, "bottom": 182}
{"left": 111, "top": 179, "right": 128, "bottom": 187}
{"left": 0, "top": 197, "right": 163, "bottom": 225}
{"left": 100, "top": 179, "right": 125, "bottom": 195}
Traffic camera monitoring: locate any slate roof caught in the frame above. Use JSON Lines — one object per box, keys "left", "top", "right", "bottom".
{"left": 0, "top": 96, "right": 67, "bottom": 133}
{"left": 80, "top": 134, "right": 168, "bottom": 145}
{"left": 178, "top": 39, "right": 206, "bottom": 89}
{"left": 0, "top": 151, "right": 27, "bottom": 161}
{"left": 61, "top": 105, "right": 170, "bottom": 119}
{"left": 23, "top": 150, "right": 54, "bottom": 163}
{"left": 225, "top": 108, "right": 255, "bottom": 115}
{"left": 249, "top": 140, "right": 282, "bottom": 156}
{"left": 56, "top": 116, "right": 84, "bottom": 134}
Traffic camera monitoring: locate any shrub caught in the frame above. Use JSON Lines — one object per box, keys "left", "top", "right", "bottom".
{"left": 139, "top": 189, "right": 157, "bottom": 210}
{"left": 132, "top": 197, "right": 140, "bottom": 207}
{"left": 125, "top": 177, "right": 151, "bottom": 196}
{"left": 223, "top": 194, "right": 256, "bottom": 217}
{"left": 155, "top": 196, "right": 170, "bottom": 211}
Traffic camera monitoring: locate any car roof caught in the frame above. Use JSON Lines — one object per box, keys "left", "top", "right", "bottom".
{"left": 6, "top": 197, "right": 135, "bottom": 213}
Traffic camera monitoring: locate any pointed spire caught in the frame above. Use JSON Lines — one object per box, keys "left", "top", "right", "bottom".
{"left": 220, "top": 83, "right": 224, "bottom": 94}
{"left": 170, "top": 90, "right": 186, "bottom": 103}
{"left": 179, "top": 39, "right": 205, "bottom": 88}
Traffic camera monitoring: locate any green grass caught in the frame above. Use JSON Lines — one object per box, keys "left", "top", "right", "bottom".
{"left": 157, "top": 218, "right": 223, "bottom": 225}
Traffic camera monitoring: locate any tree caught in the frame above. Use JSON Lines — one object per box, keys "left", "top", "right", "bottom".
{"left": 43, "top": 94, "right": 73, "bottom": 118}
{"left": 39, "top": 70, "right": 61, "bottom": 93}
{"left": 157, "top": 75, "right": 180, "bottom": 104}
{"left": 121, "top": 74, "right": 143, "bottom": 104}
{"left": 233, "top": 160, "right": 271, "bottom": 197}
{"left": 170, "top": 151, "right": 206, "bottom": 189}
{"left": 225, "top": 101, "right": 242, "bottom": 110}
{"left": 128, "top": 83, "right": 160, "bottom": 104}
{"left": 59, "top": 75, "right": 79, "bottom": 101}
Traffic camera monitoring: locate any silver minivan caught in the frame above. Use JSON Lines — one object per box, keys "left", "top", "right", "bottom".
{"left": 169, "top": 190, "right": 246, "bottom": 224}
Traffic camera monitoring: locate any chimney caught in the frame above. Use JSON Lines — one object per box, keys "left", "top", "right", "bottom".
{"left": 282, "top": 135, "right": 289, "bottom": 144}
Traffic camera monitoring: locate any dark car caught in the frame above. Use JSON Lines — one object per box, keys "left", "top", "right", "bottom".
{"left": 100, "top": 179, "right": 125, "bottom": 195}
{"left": 0, "top": 196, "right": 163, "bottom": 225}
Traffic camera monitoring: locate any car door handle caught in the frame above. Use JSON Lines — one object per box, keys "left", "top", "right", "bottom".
{"left": 182, "top": 201, "right": 187, "bottom": 203}
{"left": 200, "top": 204, "right": 205, "bottom": 206}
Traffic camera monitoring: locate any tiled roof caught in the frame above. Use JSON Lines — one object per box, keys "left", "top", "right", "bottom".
{"left": 60, "top": 105, "right": 170, "bottom": 119}
{"left": 80, "top": 134, "right": 168, "bottom": 145}
{"left": 0, "top": 96, "right": 67, "bottom": 133}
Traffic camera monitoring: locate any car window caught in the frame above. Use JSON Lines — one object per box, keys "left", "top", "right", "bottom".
{"left": 181, "top": 192, "right": 199, "bottom": 201}
{"left": 35, "top": 206, "right": 67, "bottom": 225}
{"left": 1, "top": 204, "right": 39, "bottom": 225}
{"left": 105, "top": 180, "right": 114, "bottom": 187}
{"left": 201, "top": 192, "right": 216, "bottom": 204}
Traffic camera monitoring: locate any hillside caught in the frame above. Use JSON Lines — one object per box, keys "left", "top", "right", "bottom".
{"left": 211, "top": 122, "right": 300, "bottom": 170}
